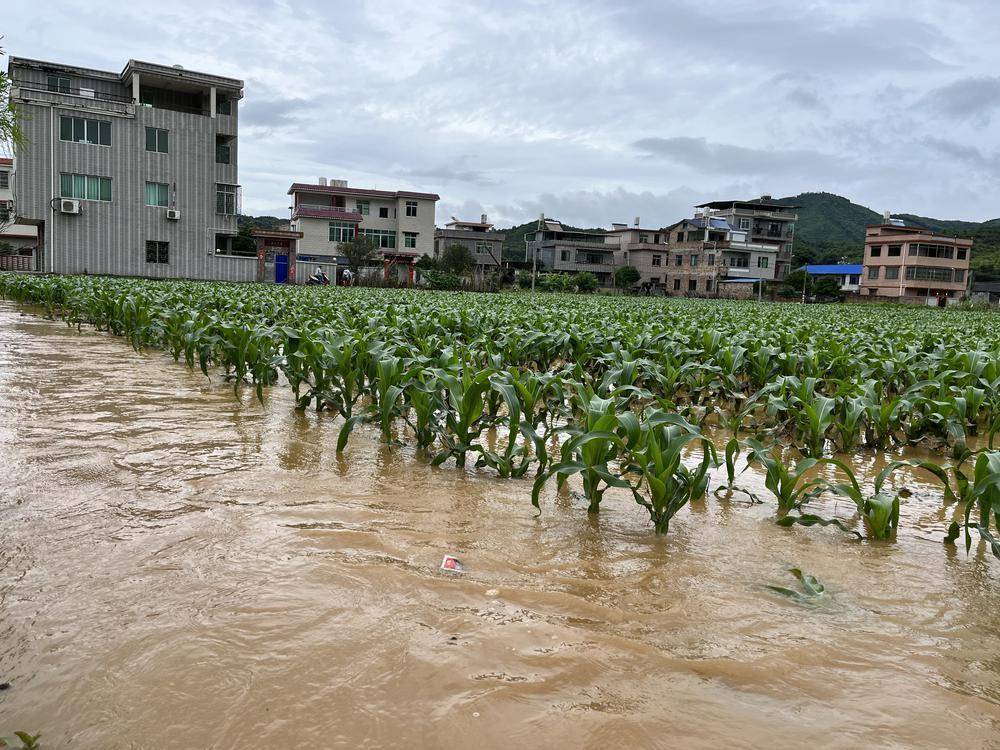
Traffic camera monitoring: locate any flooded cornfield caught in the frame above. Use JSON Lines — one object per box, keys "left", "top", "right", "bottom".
{"left": 1, "top": 300, "right": 1000, "bottom": 748}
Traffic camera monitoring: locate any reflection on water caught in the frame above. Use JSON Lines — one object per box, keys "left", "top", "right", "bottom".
{"left": 0, "top": 303, "right": 999, "bottom": 749}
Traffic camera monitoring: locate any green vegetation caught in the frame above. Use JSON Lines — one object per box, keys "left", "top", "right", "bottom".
{"left": 614, "top": 265, "right": 641, "bottom": 289}
{"left": 2, "top": 274, "right": 999, "bottom": 553}
{"left": 439, "top": 243, "right": 476, "bottom": 276}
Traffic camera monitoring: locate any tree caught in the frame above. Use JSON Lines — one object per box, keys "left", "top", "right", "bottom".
{"left": 575, "top": 272, "right": 598, "bottom": 293}
{"left": 415, "top": 253, "right": 437, "bottom": 270}
{"left": 813, "top": 276, "right": 844, "bottom": 300}
{"left": 439, "top": 243, "right": 476, "bottom": 276}
{"left": 781, "top": 268, "right": 813, "bottom": 298}
{"left": 340, "top": 235, "right": 379, "bottom": 272}
{"left": 614, "top": 265, "right": 641, "bottom": 289}
{"left": 0, "top": 41, "right": 25, "bottom": 152}
{"left": 231, "top": 223, "right": 257, "bottom": 256}
{"left": 0, "top": 240, "right": 14, "bottom": 256}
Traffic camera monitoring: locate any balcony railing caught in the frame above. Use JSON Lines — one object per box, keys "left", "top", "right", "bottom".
{"left": 15, "top": 80, "right": 133, "bottom": 104}
{"left": 298, "top": 203, "right": 362, "bottom": 215}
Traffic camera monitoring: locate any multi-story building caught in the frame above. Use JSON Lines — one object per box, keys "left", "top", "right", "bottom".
{"left": 434, "top": 214, "right": 506, "bottom": 277}
{"left": 0, "top": 157, "right": 39, "bottom": 270}
{"left": 694, "top": 196, "right": 797, "bottom": 280}
{"left": 605, "top": 219, "right": 671, "bottom": 288}
{"left": 287, "top": 179, "right": 438, "bottom": 284}
{"left": 860, "top": 220, "right": 972, "bottom": 302}
{"left": 526, "top": 218, "right": 614, "bottom": 286}
{"left": 8, "top": 56, "right": 246, "bottom": 279}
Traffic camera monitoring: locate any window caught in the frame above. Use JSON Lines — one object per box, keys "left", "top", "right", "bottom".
{"left": 59, "top": 116, "right": 111, "bottom": 146}
{"left": 475, "top": 241, "right": 491, "bottom": 255}
{"left": 216, "top": 184, "right": 237, "bottom": 215}
{"left": 674, "top": 254, "right": 683, "bottom": 266}
{"left": 707, "top": 254, "right": 715, "bottom": 266}
{"left": 653, "top": 234, "right": 660, "bottom": 244}
{"left": 868, "top": 288, "right": 877, "bottom": 296}
{"left": 145, "top": 182, "right": 169, "bottom": 207}
{"left": 884, "top": 266, "right": 899, "bottom": 280}
{"left": 215, "top": 135, "right": 232, "bottom": 164}
{"left": 329, "top": 221, "right": 355, "bottom": 243}
{"left": 706, "top": 279, "right": 713, "bottom": 292}
{"left": 690, "top": 254, "right": 699, "bottom": 266}
{"left": 911, "top": 243, "right": 955, "bottom": 259}
{"left": 0, "top": 171, "right": 8, "bottom": 189}
{"left": 905, "top": 266, "right": 953, "bottom": 282}
{"left": 60, "top": 173, "right": 112, "bottom": 202}
{"left": 870, "top": 246, "right": 882, "bottom": 257}
{"left": 145, "top": 240, "right": 169, "bottom": 264}
{"left": 957, "top": 248, "right": 967, "bottom": 260}
{"left": 145, "top": 127, "right": 168, "bottom": 153}
{"left": 675, "top": 232, "right": 683, "bottom": 243}
{"left": 673, "top": 278, "right": 681, "bottom": 290}
{"left": 757, "top": 256, "right": 769, "bottom": 268}
{"left": 560, "top": 249, "right": 571, "bottom": 262}
{"left": 908, "top": 245, "right": 916, "bottom": 256}
{"left": 652, "top": 255, "right": 662, "bottom": 267}
{"left": 955, "top": 269, "right": 966, "bottom": 283}
{"left": 379, "top": 206, "right": 390, "bottom": 219}
{"left": 888, "top": 244, "right": 901, "bottom": 257}
{"left": 356, "top": 200, "right": 369, "bottom": 215}
{"left": 639, "top": 234, "right": 649, "bottom": 243}
{"left": 739, "top": 217, "right": 751, "bottom": 230}
{"left": 360, "top": 228, "right": 396, "bottom": 248}
{"left": 688, "top": 279, "right": 697, "bottom": 292}
{"left": 403, "top": 232, "right": 417, "bottom": 249}
{"left": 868, "top": 266, "right": 879, "bottom": 280}
{"left": 405, "top": 200, "right": 417, "bottom": 217}
{"left": 47, "top": 75, "right": 71, "bottom": 93}
{"left": 216, "top": 97, "right": 232, "bottom": 115}
{"left": 849, "top": 275, "right": 860, "bottom": 284}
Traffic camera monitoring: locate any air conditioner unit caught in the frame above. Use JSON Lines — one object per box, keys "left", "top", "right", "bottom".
{"left": 60, "top": 199, "right": 81, "bottom": 214}
{"left": 166, "top": 208, "right": 181, "bottom": 220}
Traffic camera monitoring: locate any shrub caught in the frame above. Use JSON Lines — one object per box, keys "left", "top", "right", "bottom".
{"left": 439, "top": 244, "right": 476, "bottom": 276}
{"left": 575, "top": 272, "right": 599, "bottom": 293}
{"left": 614, "top": 265, "right": 640, "bottom": 289}
{"left": 422, "top": 270, "right": 463, "bottom": 290}
{"left": 516, "top": 270, "right": 533, "bottom": 289}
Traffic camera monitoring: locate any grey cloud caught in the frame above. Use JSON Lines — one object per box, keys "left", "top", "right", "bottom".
{"left": 402, "top": 166, "right": 496, "bottom": 186}
{"left": 632, "top": 137, "right": 850, "bottom": 178}
{"left": 785, "top": 88, "right": 827, "bottom": 112}
{"left": 916, "top": 77, "right": 1000, "bottom": 121}
{"left": 240, "top": 97, "right": 318, "bottom": 128}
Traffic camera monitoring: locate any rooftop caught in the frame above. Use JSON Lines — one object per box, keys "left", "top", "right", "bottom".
{"left": 803, "top": 264, "right": 863, "bottom": 276}
{"left": 695, "top": 198, "right": 800, "bottom": 211}
{"left": 9, "top": 56, "right": 243, "bottom": 92}
{"left": 288, "top": 182, "right": 439, "bottom": 201}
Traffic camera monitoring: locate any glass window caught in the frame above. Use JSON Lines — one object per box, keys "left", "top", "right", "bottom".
{"left": 884, "top": 267, "right": 899, "bottom": 280}
{"left": 688, "top": 279, "right": 697, "bottom": 291}
{"left": 739, "top": 218, "right": 750, "bottom": 230}
{"left": 888, "top": 245, "right": 901, "bottom": 256}
{"left": 0, "top": 171, "right": 8, "bottom": 190}
{"left": 379, "top": 206, "right": 390, "bottom": 219}
{"left": 690, "top": 254, "right": 699, "bottom": 266}
{"left": 675, "top": 232, "right": 683, "bottom": 242}
{"left": 60, "top": 116, "right": 110, "bottom": 146}
{"left": 707, "top": 254, "right": 715, "bottom": 265}
{"left": 359, "top": 228, "right": 396, "bottom": 248}
{"left": 905, "top": 266, "right": 953, "bottom": 282}
{"left": 404, "top": 232, "right": 417, "bottom": 249}
{"left": 328, "top": 221, "right": 355, "bottom": 243}
{"left": 674, "top": 254, "right": 683, "bottom": 266}
{"left": 47, "top": 75, "right": 71, "bottom": 93}
{"left": 868, "top": 266, "right": 879, "bottom": 279}
{"left": 59, "top": 172, "right": 111, "bottom": 201}
{"left": 356, "top": 200, "right": 369, "bottom": 215}
{"left": 673, "top": 278, "right": 680, "bottom": 290}
{"left": 405, "top": 200, "right": 417, "bottom": 217}
{"left": 145, "top": 182, "right": 169, "bottom": 207}
{"left": 560, "top": 250, "right": 571, "bottom": 261}
{"left": 216, "top": 97, "right": 232, "bottom": 115}
{"left": 475, "top": 241, "right": 491, "bottom": 254}
{"left": 145, "top": 240, "right": 169, "bottom": 264}
{"left": 145, "top": 127, "right": 168, "bottom": 153}
{"left": 757, "top": 256, "right": 769, "bottom": 268}
{"left": 955, "top": 269, "right": 966, "bottom": 283}
{"left": 870, "top": 246, "right": 882, "bottom": 257}
{"left": 215, "top": 135, "right": 231, "bottom": 164}
{"left": 957, "top": 248, "right": 967, "bottom": 260}
{"left": 849, "top": 275, "right": 860, "bottom": 284}
{"left": 216, "top": 184, "right": 237, "bottom": 215}
{"left": 652, "top": 255, "right": 662, "bottom": 267}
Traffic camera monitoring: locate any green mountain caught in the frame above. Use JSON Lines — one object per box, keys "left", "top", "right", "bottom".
{"left": 773, "top": 192, "right": 1000, "bottom": 281}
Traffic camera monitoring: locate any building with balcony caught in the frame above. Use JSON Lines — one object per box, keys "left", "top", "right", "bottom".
{"left": 694, "top": 196, "right": 797, "bottom": 280}
{"left": 605, "top": 219, "right": 670, "bottom": 288}
{"left": 646, "top": 213, "right": 779, "bottom": 296}
{"left": 0, "top": 157, "right": 39, "bottom": 271}
{"left": 860, "top": 220, "right": 972, "bottom": 302}
{"left": 433, "top": 214, "right": 506, "bottom": 278}
{"left": 287, "top": 178, "right": 438, "bottom": 284}
{"left": 8, "top": 56, "right": 245, "bottom": 279}
{"left": 526, "top": 218, "right": 613, "bottom": 286}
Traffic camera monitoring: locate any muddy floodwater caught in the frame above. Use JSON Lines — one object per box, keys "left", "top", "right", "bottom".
{"left": 1, "top": 302, "right": 999, "bottom": 749}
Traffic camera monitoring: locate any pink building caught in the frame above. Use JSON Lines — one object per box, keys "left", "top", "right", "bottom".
{"left": 860, "top": 222, "right": 972, "bottom": 302}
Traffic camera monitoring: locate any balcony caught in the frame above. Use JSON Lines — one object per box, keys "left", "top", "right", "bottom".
{"left": 13, "top": 80, "right": 134, "bottom": 116}
{"left": 293, "top": 203, "right": 363, "bottom": 222}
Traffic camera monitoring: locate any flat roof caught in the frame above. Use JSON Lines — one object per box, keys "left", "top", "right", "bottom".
{"left": 804, "top": 264, "right": 863, "bottom": 275}
{"left": 10, "top": 56, "right": 243, "bottom": 91}
{"left": 695, "top": 199, "right": 800, "bottom": 211}
{"left": 288, "top": 183, "right": 439, "bottom": 201}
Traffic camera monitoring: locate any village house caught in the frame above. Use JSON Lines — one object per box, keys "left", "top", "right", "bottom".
{"left": 433, "top": 214, "right": 506, "bottom": 278}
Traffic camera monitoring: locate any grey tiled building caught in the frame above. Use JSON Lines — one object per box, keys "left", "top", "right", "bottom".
{"left": 8, "top": 56, "right": 247, "bottom": 279}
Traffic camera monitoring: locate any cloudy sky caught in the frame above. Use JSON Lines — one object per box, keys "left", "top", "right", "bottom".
{"left": 7, "top": 0, "right": 1000, "bottom": 226}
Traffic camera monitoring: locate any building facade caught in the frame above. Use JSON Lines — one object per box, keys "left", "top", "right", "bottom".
{"left": 802, "top": 264, "right": 862, "bottom": 293}
{"left": 860, "top": 222, "right": 972, "bottom": 301}
{"left": 0, "top": 157, "right": 39, "bottom": 270}
{"left": 8, "top": 57, "right": 246, "bottom": 279}
{"left": 527, "top": 219, "right": 615, "bottom": 286}
{"left": 434, "top": 215, "right": 506, "bottom": 277}
{"left": 694, "top": 196, "right": 797, "bottom": 280}
{"left": 288, "top": 179, "right": 438, "bottom": 283}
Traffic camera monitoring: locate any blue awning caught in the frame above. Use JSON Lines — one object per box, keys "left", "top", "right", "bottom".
{"left": 803, "top": 264, "right": 862, "bottom": 275}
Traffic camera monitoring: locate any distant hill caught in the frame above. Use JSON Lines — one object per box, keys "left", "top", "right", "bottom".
{"left": 238, "top": 214, "right": 286, "bottom": 231}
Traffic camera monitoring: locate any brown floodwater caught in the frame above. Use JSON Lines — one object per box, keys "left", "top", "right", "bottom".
{"left": 1, "top": 302, "right": 999, "bottom": 749}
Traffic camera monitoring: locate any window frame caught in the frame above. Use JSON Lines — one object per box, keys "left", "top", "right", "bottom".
{"left": 47, "top": 75, "right": 72, "bottom": 93}
{"left": 328, "top": 221, "right": 355, "bottom": 243}
{"left": 59, "top": 172, "right": 112, "bottom": 202}
{"left": 403, "top": 232, "right": 418, "bottom": 249}
{"left": 145, "top": 240, "right": 169, "bottom": 264}
{"left": 404, "top": 200, "right": 418, "bottom": 217}
{"left": 0, "top": 170, "right": 8, "bottom": 190}
{"left": 868, "top": 266, "right": 880, "bottom": 280}
{"left": 215, "top": 183, "right": 238, "bottom": 215}
{"left": 378, "top": 206, "right": 390, "bottom": 219}
{"left": 145, "top": 126, "right": 169, "bottom": 153}
{"left": 356, "top": 200, "right": 370, "bottom": 215}
{"left": 60, "top": 116, "right": 111, "bottom": 147}
{"left": 145, "top": 181, "right": 170, "bottom": 208}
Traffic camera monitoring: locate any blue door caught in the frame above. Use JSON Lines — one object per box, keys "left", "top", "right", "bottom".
{"left": 275, "top": 254, "right": 288, "bottom": 284}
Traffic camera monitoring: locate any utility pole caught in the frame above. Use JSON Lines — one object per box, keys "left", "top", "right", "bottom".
{"left": 801, "top": 268, "right": 807, "bottom": 304}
